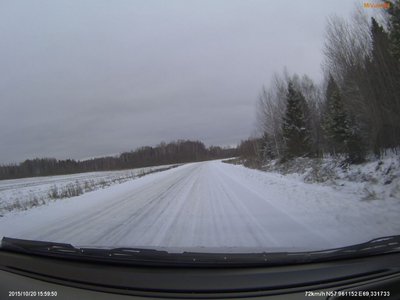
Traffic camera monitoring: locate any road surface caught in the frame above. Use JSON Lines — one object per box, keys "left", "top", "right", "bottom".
{"left": 1, "top": 160, "right": 397, "bottom": 252}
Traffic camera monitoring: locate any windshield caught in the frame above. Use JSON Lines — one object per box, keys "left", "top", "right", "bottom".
{"left": 0, "top": 0, "right": 399, "bottom": 263}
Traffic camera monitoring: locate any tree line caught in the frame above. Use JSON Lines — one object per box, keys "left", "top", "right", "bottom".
{"left": 0, "top": 140, "right": 237, "bottom": 180}
{"left": 240, "top": 1, "right": 399, "bottom": 165}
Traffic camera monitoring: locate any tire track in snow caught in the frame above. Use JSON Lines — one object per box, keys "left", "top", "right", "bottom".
{"left": 94, "top": 164, "right": 202, "bottom": 246}
{"left": 213, "top": 163, "right": 336, "bottom": 248}
{"left": 2, "top": 161, "right": 341, "bottom": 250}
{"left": 34, "top": 164, "right": 199, "bottom": 244}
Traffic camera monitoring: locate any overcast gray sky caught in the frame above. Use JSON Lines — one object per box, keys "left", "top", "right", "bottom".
{"left": 0, "top": 0, "right": 363, "bottom": 164}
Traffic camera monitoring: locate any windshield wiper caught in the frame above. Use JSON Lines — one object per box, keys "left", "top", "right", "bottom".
{"left": 288, "top": 235, "right": 400, "bottom": 263}
{"left": 0, "top": 237, "right": 172, "bottom": 265}
{"left": 2, "top": 236, "right": 400, "bottom": 267}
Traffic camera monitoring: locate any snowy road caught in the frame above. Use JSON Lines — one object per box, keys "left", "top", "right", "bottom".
{"left": 1, "top": 160, "right": 399, "bottom": 252}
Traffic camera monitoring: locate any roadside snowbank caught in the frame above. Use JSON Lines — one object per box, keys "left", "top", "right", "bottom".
{"left": 0, "top": 160, "right": 399, "bottom": 250}
{"left": 259, "top": 152, "right": 400, "bottom": 202}
{"left": 0, "top": 164, "right": 178, "bottom": 214}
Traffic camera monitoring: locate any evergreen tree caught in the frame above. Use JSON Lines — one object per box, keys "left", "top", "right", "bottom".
{"left": 346, "top": 121, "right": 366, "bottom": 164}
{"left": 323, "top": 76, "right": 366, "bottom": 163}
{"left": 366, "top": 17, "right": 400, "bottom": 152}
{"left": 322, "top": 76, "right": 351, "bottom": 155}
{"left": 386, "top": 0, "right": 400, "bottom": 63}
{"left": 282, "top": 82, "right": 311, "bottom": 159}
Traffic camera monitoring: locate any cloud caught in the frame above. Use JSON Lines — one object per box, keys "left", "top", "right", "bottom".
{"left": 0, "top": 0, "right": 359, "bottom": 163}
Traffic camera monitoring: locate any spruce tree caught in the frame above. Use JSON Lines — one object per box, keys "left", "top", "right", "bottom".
{"left": 386, "top": 0, "right": 400, "bottom": 63}
{"left": 367, "top": 17, "right": 400, "bottom": 152}
{"left": 346, "top": 122, "right": 366, "bottom": 164}
{"left": 322, "top": 76, "right": 350, "bottom": 155}
{"left": 282, "top": 82, "right": 311, "bottom": 159}
{"left": 323, "top": 76, "right": 365, "bottom": 163}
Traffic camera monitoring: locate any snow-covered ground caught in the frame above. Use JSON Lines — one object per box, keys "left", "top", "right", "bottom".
{"left": 0, "top": 160, "right": 399, "bottom": 252}
{"left": 260, "top": 152, "right": 400, "bottom": 202}
{"left": 0, "top": 164, "right": 177, "bottom": 214}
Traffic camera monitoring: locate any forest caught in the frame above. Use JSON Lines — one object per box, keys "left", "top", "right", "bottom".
{"left": 0, "top": 140, "right": 237, "bottom": 180}
{"left": 1, "top": 2, "right": 398, "bottom": 180}
{"left": 238, "top": 1, "right": 400, "bottom": 166}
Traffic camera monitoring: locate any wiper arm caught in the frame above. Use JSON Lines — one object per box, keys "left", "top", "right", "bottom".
{"left": 2, "top": 236, "right": 400, "bottom": 267}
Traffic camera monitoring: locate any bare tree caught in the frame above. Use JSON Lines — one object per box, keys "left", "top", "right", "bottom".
{"left": 256, "top": 72, "right": 288, "bottom": 159}
{"left": 322, "top": 12, "right": 371, "bottom": 86}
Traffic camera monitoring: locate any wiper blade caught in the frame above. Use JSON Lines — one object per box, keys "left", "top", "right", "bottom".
{"left": 2, "top": 236, "right": 400, "bottom": 267}
{"left": 1, "top": 237, "right": 79, "bottom": 254}
{"left": 1, "top": 237, "right": 169, "bottom": 263}
{"left": 305, "top": 235, "right": 400, "bottom": 260}
{"left": 278, "top": 235, "right": 400, "bottom": 264}
{"left": 1, "top": 237, "right": 270, "bottom": 266}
